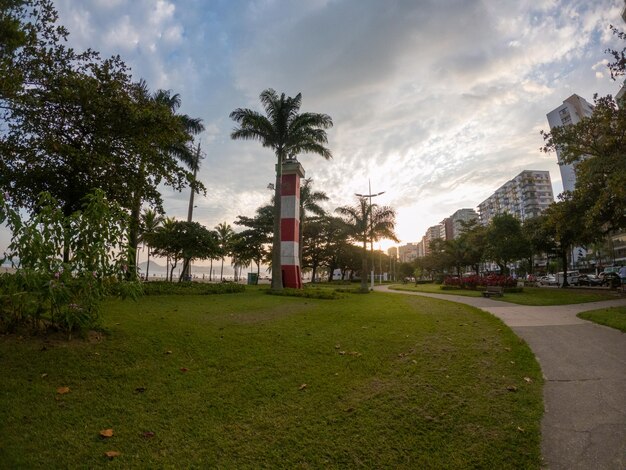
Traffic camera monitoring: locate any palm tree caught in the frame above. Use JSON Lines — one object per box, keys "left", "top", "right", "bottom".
{"left": 181, "top": 142, "right": 204, "bottom": 280}
{"left": 215, "top": 222, "right": 234, "bottom": 281}
{"left": 299, "top": 178, "right": 328, "bottom": 267}
{"left": 336, "top": 198, "right": 398, "bottom": 292}
{"left": 159, "top": 217, "right": 177, "bottom": 281}
{"left": 138, "top": 208, "right": 163, "bottom": 281}
{"left": 127, "top": 84, "right": 204, "bottom": 279}
{"left": 230, "top": 89, "right": 333, "bottom": 290}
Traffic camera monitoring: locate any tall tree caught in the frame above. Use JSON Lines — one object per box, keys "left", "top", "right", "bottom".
{"left": 150, "top": 220, "right": 216, "bottom": 283}
{"left": 299, "top": 178, "right": 328, "bottom": 267}
{"left": 485, "top": 214, "right": 529, "bottom": 275}
{"left": 138, "top": 208, "right": 163, "bottom": 281}
{"left": 230, "top": 89, "right": 333, "bottom": 290}
{"left": 215, "top": 222, "right": 234, "bottom": 281}
{"left": 0, "top": 0, "right": 202, "bottom": 273}
{"left": 541, "top": 198, "right": 592, "bottom": 287}
{"left": 336, "top": 197, "right": 397, "bottom": 292}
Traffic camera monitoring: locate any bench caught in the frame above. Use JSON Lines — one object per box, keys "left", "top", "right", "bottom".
{"left": 482, "top": 286, "right": 504, "bottom": 298}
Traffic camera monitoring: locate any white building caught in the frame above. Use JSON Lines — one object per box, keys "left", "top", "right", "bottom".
{"left": 441, "top": 208, "right": 479, "bottom": 240}
{"left": 546, "top": 94, "right": 594, "bottom": 193}
{"left": 478, "top": 170, "right": 554, "bottom": 225}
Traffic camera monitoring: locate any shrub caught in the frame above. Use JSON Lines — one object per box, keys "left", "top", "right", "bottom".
{"left": 266, "top": 287, "right": 341, "bottom": 299}
{"left": 443, "top": 275, "right": 518, "bottom": 290}
{"left": 142, "top": 281, "right": 245, "bottom": 296}
{"left": 0, "top": 190, "right": 140, "bottom": 335}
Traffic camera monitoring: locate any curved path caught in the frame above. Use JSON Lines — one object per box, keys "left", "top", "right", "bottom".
{"left": 375, "top": 285, "right": 626, "bottom": 470}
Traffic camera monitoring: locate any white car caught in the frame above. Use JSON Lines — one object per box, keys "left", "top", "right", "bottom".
{"left": 537, "top": 275, "right": 557, "bottom": 286}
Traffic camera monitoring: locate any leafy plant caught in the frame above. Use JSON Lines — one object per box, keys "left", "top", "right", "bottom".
{"left": 0, "top": 190, "right": 139, "bottom": 334}
{"left": 142, "top": 281, "right": 245, "bottom": 296}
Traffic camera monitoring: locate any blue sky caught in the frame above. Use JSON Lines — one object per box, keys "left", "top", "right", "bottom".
{"left": 1, "top": 0, "right": 623, "bottom": 261}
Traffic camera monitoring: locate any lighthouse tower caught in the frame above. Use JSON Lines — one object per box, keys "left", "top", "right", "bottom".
{"left": 280, "top": 159, "right": 304, "bottom": 288}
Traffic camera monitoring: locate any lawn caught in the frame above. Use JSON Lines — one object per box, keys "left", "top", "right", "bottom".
{"left": 0, "top": 288, "right": 542, "bottom": 468}
{"left": 577, "top": 306, "right": 626, "bottom": 332}
{"left": 390, "top": 284, "right": 617, "bottom": 306}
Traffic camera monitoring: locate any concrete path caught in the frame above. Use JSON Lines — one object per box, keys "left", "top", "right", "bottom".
{"left": 375, "top": 285, "right": 626, "bottom": 470}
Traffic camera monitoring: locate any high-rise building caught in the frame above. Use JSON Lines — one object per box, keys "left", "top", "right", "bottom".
{"left": 478, "top": 170, "right": 554, "bottom": 225}
{"left": 440, "top": 208, "right": 479, "bottom": 240}
{"left": 398, "top": 243, "right": 418, "bottom": 263}
{"left": 546, "top": 94, "right": 594, "bottom": 193}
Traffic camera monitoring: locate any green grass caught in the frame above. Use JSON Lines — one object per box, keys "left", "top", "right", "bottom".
{"left": 578, "top": 306, "right": 626, "bottom": 332}
{"left": 0, "top": 289, "right": 542, "bottom": 468}
{"left": 391, "top": 284, "right": 616, "bottom": 305}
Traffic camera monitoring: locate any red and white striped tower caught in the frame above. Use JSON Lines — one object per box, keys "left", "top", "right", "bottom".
{"left": 280, "top": 159, "right": 305, "bottom": 288}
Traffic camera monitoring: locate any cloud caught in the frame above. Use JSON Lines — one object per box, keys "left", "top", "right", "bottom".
{"left": 0, "top": 0, "right": 622, "bottom": 257}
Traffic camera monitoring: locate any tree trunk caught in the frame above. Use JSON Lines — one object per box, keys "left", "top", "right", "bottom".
{"left": 220, "top": 257, "right": 224, "bottom": 281}
{"left": 209, "top": 259, "right": 213, "bottom": 281}
{"left": 360, "top": 238, "right": 368, "bottom": 292}
{"left": 271, "top": 151, "right": 284, "bottom": 290}
{"left": 561, "top": 250, "right": 569, "bottom": 288}
{"left": 146, "top": 249, "right": 151, "bottom": 281}
{"left": 179, "top": 258, "right": 191, "bottom": 282}
{"left": 169, "top": 258, "right": 177, "bottom": 282}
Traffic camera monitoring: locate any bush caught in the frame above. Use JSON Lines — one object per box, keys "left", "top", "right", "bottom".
{"left": 142, "top": 281, "right": 245, "bottom": 296}
{"left": 0, "top": 191, "right": 140, "bottom": 335}
{"left": 443, "top": 275, "right": 518, "bottom": 290}
{"left": 266, "top": 287, "right": 341, "bottom": 300}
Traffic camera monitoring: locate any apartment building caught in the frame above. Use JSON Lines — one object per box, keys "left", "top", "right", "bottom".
{"left": 440, "top": 208, "right": 479, "bottom": 240}
{"left": 546, "top": 94, "right": 594, "bottom": 193}
{"left": 398, "top": 243, "right": 419, "bottom": 263}
{"left": 477, "top": 170, "right": 554, "bottom": 225}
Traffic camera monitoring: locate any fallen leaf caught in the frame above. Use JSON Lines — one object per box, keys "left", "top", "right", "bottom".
{"left": 104, "top": 451, "right": 120, "bottom": 459}
{"left": 165, "top": 350, "right": 172, "bottom": 355}
{"left": 517, "top": 426, "right": 525, "bottom": 432}
{"left": 347, "top": 351, "right": 361, "bottom": 357}
{"left": 180, "top": 367, "right": 189, "bottom": 372}
{"left": 507, "top": 385, "right": 518, "bottom": 392}
{"left": 334, "top": 344, "right": 340, "bottom": 349}
{"left": 41, "top": 373, "right": 48, "bottom": 378}
{"left": 299, "top": 383, "right": 308, "bottom": 390}
{"left": 134, "top": 387, "right": 146, "bottom": 393}
{"left": 411, "top": 359, "right": 417, "bottom": 364}
{"left": 338, "top": 351, "right": 346, "bottom": 355}
{"left": 344, "top": 407, "right": 355, "bottom": 413}
{"left": 100, "top": 429, "right": 113, "bottom": 438}
{"left": 523, "top": 377, "right": 532, "bottom": 383}
{"left": 142, "top": 431, "right": 155, "bottom": 438}
{"left": 504, "top": 347, "right": 511, "bottom": 351}
{"left": 56, "top": 386, "right": 70, "bottom": 394}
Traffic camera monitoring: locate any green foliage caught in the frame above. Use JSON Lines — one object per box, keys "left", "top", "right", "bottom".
{"left": 0, "top": 190, "right": 139, "bottom": 333}
{"left": 142, "top": 281, "right": 245, "bottom": 296}
{"left": 266, "top": 287, "right": 341, "bottom": 299}
{"left": 485, "top": 214, "right": 529, "bottom": 274}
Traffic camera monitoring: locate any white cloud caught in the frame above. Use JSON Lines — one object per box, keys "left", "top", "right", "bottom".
{"left": 1, "top": 0, "right": 622, "bottom": 258}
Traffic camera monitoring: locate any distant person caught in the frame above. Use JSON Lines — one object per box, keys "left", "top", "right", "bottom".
{"left": 619, "top": 265, "right": 626, "bottom": 285}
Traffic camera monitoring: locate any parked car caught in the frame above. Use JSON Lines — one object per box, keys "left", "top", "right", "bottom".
{"left": 598, "top": 271, "right": 622, "bottom": 288}
{"left": 537, "top": 275, "right": 557, "bottom": 286}
{"left": 575, "top": 274, "right": 602, "bottom": 287}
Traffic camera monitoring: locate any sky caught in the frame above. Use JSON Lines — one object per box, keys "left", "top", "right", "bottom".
{"left": 1, "top": 0, "right": 624, "bottom": 266}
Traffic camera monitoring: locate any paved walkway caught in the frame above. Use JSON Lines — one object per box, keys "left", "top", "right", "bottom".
{"left": 375, "top": 285, "right": 626, "bottom": 470}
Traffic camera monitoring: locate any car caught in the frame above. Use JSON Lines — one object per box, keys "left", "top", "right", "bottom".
{"left": 598, "top": 271, "right": 622, "bottom": 288}
{"left": 537, "top": 275, "right": 557, "bottom": 286}
{"left": 575, "top": 274, "right": 602, "bottom": 286}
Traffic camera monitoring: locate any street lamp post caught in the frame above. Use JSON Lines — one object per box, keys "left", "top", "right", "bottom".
{"left": 356, "top": 180, "right": 385, "bottom": 291}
